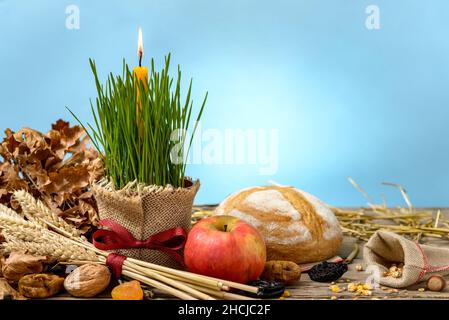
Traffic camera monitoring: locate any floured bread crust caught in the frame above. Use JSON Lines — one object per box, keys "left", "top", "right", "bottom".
{"left": 215, "top": 186, "right": 342, "bottom": 263}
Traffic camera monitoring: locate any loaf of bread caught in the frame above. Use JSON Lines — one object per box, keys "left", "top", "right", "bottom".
{"left": 215, "top": 185, "right": 342, "bottom": 264}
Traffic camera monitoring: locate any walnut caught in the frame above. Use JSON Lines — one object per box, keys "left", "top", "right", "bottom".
{"left": 261, "top": 260, "right": 301, "bottom": 284}
{"left": 64, "top": 264, "right": 111, "bottom": 298}
{"left": 18, "top": 274, "right": 64, "bottom": 298}
{"left": 2, "top": 251, "right": 46, "bottom": 283}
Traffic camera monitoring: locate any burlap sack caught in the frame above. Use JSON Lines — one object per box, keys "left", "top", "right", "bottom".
{"left": 93, "top": 179, "right": 200, "bottom": 268}
{"left": 364, "top": 231, "right": 449, "bottom": 288}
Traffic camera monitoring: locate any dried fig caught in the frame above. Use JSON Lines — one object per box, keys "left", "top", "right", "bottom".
{"left": 64, "top": 263, "right": 111, "bottom": 298}
{"left": 261, "top": 260, "right": 301, "bottom": 284}
{"left": 18, "top": 274, "right": 64, "bottom": 298}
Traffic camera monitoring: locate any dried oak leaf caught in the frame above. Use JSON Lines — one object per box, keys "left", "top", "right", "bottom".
{"left": 52, "top": 119, "right": 85, "bottom": 151}
{"left": 43, "top": 167, "right": 90, "bottom": 195}
{"left": 0, "top": 162, "right": 28, "bottom": 192}
{"left": 59, "top": 199, "right": 98, "bottom": 233}
{"left": 14, "top": 128, "right": 50, "bottom": 161}
{"left": 0, "top": 119, "right": 104, "bottom": 232}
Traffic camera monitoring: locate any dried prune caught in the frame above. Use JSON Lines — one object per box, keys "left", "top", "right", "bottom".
{"left": 243, "top": 280, "right": 285, "bottom": 298}
{"left": 308, "top": 262, "right": 348, "bottom": 282}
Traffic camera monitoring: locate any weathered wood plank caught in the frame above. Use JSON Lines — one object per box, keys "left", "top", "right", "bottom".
{"left": 48, "top": 207, "right": 449, "bottom": 300}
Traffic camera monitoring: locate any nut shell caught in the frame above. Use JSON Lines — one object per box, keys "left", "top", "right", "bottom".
{"left": 64, "top": 264, "right": 111, "bottom": 298}
{"left": 2, "top": 252, "right": 46, "bottom": 283}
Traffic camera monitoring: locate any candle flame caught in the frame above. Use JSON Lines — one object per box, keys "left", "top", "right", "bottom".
{"left": 137, "top": 27, "right": 144, "bottom": 59}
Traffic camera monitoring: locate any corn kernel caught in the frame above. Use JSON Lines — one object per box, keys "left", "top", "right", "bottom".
{"left": 348, "top": 283, "right": 357, "bottom": 292}
{"left": 363, "top": 284, "right": 372, "bottom": 290}
{"left": 362, "top": 290, "right": 373, "bottom": 296}
{"left": 330, "top": 285, "right": 341, "bottom": 293}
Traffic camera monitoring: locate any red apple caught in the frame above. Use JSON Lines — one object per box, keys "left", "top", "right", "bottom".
{"left": 184, "top": 215, "right": 266, "bottom": 284}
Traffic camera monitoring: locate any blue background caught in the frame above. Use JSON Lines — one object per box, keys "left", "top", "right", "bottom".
{"left": 1, "top": 0, "right": 448, "bottom": 206}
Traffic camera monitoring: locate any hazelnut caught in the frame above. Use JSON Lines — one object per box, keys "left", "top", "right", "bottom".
{"left": 426, "top": 275, "right": 446, "bottom": 292}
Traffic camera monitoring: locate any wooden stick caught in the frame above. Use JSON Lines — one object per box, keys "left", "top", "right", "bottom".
{"left": 121, "top": 269, "right": 196, "bottom": 300}
{"left": 122, "top": 264, "right": 215, "bottom": 300}
{"left": 124, "top": 259, "right": 231, "bottom": 292}
{"left": 125, "top": 258, "right": 259, "bottom": 294}
{"left": 186, "top": 283, "right": 257, "bottom": 300}
{"left": 151, "top": 269, "right": 231, "bottom": 292}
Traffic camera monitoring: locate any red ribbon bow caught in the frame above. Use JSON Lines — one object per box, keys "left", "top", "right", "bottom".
{"left": 93, "top": 219, "right": 187, "bottom": 278}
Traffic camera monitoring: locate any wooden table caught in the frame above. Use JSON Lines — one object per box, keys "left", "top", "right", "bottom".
{"left": 193, "top": 206, "right": 449, "bottom": 300}
{"left": 50, "top": 207, "right": 449, "bottom": 300}
{"left": 285, "top": 235, "right": 449, "bottom": 300}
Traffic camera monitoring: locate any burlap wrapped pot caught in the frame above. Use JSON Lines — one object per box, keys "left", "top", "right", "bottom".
{"left": 93, "top": 178, "right": 200, "bottom": 268}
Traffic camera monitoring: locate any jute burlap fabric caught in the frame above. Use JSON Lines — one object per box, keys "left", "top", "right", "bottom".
{"left": 364, "top": 231, "right": 449, "bottom": 288}
{"left": 93, "top": 179, "right": 200, "bottom": 268}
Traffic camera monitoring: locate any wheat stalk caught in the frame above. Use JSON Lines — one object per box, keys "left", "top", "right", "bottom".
{"left": 1, "top": 200, "right": 47, "bottom": 229}
{"left": 0, "top": 204, "right": 23, "bottom": 219}
{"left": 0, "top": 205, "right": 97, "bottom": 261}
{"left": 2, "top": 227, "right": 48, "bottom": 243}
{"left": 0, "top": 203, "right": 50, "bottom": 243}
{"left": 13, "top": 190, "right": 81, "bottom": 238}
{"left": 2, "top": 237, "right": 98, "bottom": 262}
{"left": 0, "top": 213, "right": 48, "bottom": 245}
{"left": 0, "top": 212, "right": 44, "bottom": 231}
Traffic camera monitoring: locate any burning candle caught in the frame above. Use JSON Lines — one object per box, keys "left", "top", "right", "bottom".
{"left": 133, "top": 27, "right": 148, "bottom": 85}
{"left": 134, "top": 28, "right": 148, "bottom": 129}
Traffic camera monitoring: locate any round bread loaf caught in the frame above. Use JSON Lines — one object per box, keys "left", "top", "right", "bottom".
{"left": 215, "top": 185, "right": 342, "bottom": 264}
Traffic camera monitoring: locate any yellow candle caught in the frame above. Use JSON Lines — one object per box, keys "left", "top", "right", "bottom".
{"left": 133, "top": 66, "right": 148, "bottom": 85}
{"left": 133, "top": 27, "right": 148, "bottom": 127}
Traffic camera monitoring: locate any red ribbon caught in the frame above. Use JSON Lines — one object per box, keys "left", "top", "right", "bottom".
{"left": 93, "top": 219, "right": 187, "bottom": 278}
{"left": 106, "top": 253, "right": 127, "bottom": 279}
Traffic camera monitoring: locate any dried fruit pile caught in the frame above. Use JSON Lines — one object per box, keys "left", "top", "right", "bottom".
{"left": 0, "top": 120, "right": 104, "bottom": 233}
